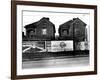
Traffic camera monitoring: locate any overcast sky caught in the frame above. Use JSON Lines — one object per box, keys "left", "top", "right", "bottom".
{"left": 22, "top": 10, "right": 90, "bottom": 38}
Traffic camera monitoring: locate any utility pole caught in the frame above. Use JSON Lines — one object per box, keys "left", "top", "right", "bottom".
{"left": 73, "top": 23, "right": 76, "bottom": 56}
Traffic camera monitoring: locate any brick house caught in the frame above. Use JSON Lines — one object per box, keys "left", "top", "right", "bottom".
{"left": 58, "top": 18, "right": 87, "bottom": 41}
{"left": 24, "top": 17, "right": 56, "bottom": 40}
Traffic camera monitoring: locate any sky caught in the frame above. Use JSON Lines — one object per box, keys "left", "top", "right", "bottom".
{"left": 22, "top": 10, "right": 90, "bottom": 36}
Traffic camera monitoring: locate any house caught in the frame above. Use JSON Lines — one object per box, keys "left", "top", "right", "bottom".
{"left": 24, "top": 17, "right": 56, "bottom": 40}
{"left": 58, "top": 18, "right": 87, "bottom": 41}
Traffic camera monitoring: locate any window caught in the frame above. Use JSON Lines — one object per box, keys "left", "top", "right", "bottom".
{"left": 42, "top": 29, "right": 47, "bottom": 35}
{"left": 62, "top": 29, "right": 69, "bottom": 36}
{"left": 29, "top": 30, "right": 34, "bottom": 38}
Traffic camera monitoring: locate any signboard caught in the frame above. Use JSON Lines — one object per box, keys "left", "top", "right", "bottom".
{"left": 48, "top": 41, "right": 73, "bottom": 52}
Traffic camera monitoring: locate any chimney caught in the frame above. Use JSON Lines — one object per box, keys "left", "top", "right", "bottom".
{"left": 43, "top": 17, "right": 49, "bottom": 20}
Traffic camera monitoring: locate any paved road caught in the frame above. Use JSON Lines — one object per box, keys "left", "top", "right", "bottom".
{"left": 22, "top": 56, "right": 89, "bottom": 69}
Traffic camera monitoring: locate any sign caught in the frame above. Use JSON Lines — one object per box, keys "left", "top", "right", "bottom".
{"left": 49, "top": 41, "right": 73, "bottom": 52}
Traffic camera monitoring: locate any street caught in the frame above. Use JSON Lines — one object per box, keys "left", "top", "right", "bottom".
{"left": 22, "top": 56, "right": 89, "bottom": 69}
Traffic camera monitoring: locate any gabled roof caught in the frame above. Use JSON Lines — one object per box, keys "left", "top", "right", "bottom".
{"left": 24, "top": 17, "right": 56, "bottom": 33}
{"left": 24, "top": 22, "right": 37, "bottom": 29}
{"left": 73, "top": 18, "right": 87, "bottom": 26}
{"left": 59, "top": 20, "right": 73, "bottom": 29}
{"left": 59, "top": 18, "right": 87, "bottom": 29}
{"left": 35, "top": 17, "right": 54, "bottom": 26}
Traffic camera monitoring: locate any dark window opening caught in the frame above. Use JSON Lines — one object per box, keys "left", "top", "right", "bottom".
{"left": 62, "top": 29, "right": 69, "bottom": 36}
{"left": 29, "top": 30, "right": 35, "bottom": 38}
